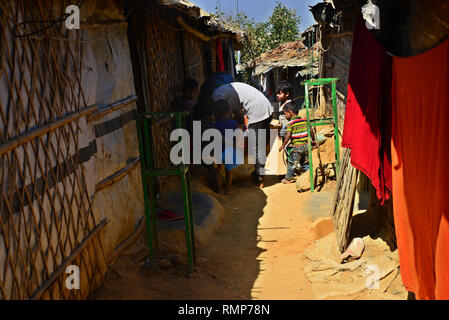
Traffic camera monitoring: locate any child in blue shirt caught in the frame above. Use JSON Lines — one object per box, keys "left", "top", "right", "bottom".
{"left": 214, "top": 100, "right": 245, "bottom": 194}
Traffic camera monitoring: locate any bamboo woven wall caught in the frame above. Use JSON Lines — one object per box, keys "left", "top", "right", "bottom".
{"left": 183, "top": 32, "right": 209, "bottom": 85}
{"left": 130, "top": 4, "right": 183, "bottom": 169}
{"left": 129, "top": 2, "right": 214, "bottom": 169}
{"left": 0, "top": 0, "right": 106, "bottom": 299}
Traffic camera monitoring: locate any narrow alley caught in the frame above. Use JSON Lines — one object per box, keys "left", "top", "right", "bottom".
{"left": 1, "top": 0, "right": 448, "bottom": 303}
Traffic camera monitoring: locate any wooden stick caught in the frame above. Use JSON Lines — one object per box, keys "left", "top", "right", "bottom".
{"left": 80, "top": 20, "right": 127, "bottom": 29}
{"left": 94, "top": 158, "right": 141, "bottom": 193}
{"left": 176, "top": 16, "right": 217, "bottom": 42}
{"left": 86, "top": 95, "right": 138, "bottom": 123}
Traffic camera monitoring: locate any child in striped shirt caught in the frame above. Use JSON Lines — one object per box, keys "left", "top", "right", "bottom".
{"left": 278, "top": 102, "right": 316, "bottom": 184}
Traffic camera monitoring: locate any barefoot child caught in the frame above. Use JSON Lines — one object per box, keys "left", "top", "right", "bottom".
{"left": 279, "top": 102, "right": 316, "bottom": 184}
{"left": 214, "top": 100, "right": 245, "bottom": 194}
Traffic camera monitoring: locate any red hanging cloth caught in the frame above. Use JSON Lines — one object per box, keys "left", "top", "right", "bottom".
{"left": 342, "top": 18, "right": 393, "bottom": 204}
{"left": 216, "top": 39, "right": 225, "bottom": 72}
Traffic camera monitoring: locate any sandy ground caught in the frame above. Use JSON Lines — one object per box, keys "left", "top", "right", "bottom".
{"left": 94, "top": 135, "right": 405, "bottom": 300}
{"left": 94, "top": 175, "right": 338, "bottom": 300}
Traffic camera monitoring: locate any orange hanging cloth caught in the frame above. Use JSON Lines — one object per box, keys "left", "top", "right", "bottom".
{"left": 392, "top": 38, "right": 449, "bottom": 300}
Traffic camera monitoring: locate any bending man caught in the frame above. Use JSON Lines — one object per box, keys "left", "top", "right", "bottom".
{"left": 213, "top": 82, "right": 273, "bottom": 184}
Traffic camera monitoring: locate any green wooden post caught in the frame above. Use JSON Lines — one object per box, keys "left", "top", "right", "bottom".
{"left": 180, "top": 113, "right": 196, "bottom": 264}
{"left": 301, "top": 78, "right": 340, "bottom": 193}
{"left": 181, "top": 172, "right": 194, "bottom": 272}
{"left": 143, "top": 119, "right": 159, "bottom": 259}
{"left": 136, "top": 118, "right": 156, "bottom": 268}
{"left": 305, "top": 83, "right": 314, "bottom": 192}
{"left": 186, "top": 169, "right": 196, "bottom": 264}
{"left": 175, "top": 114, "right": 196, "bottom": 272}
{"left": 135, "top": 111, "right": 196, "bottom": 272}
{"left": 331, "top": 80, "right": 341, "bottom": 176}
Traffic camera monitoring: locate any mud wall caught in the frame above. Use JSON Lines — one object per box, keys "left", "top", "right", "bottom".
{"left": 0, "top": 0, "right": 143, "bottom": 299}
{"left": 80, "top": 0, "right": 144, "bottom": 260}
{"left": 319, "top": 9, "right": 358, "bottom": 131}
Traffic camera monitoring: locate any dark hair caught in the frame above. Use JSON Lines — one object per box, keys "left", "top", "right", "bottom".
{"left": 283, "top": 101, "right": 298, "bottom": 113}
{"left": 200, "top": 80, "right": 216, "bottom": 95}
{"left": 183, "top": 78, "right": 199, "bottom": 93}
{"left": 276, "top": 81, "right": 293, "bottom": 96}
{"left": 194, "top": 103, "right": 209, "bottom": 120}
{"left": 214, "top": 99, "right": 231, "bottom": 119}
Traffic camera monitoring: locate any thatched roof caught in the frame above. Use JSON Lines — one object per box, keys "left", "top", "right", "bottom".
{"left": 156, "top": 0, "right": 245, "bottom": 39}
{"left": 253, "top": 41, "right": 320, "bottom": 76}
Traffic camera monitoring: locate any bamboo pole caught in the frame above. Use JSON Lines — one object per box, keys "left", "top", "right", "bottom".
{"left": 0, "top": 105, "right": 97, "bottom": 156}
{"left": 176, "top": 16, "right": 217, "bottom": 42}
{"left": 80, "top": 20, "right": 127, "bottom": 29}
{"left": 94, "top": 157, "right": 141, "bottom": 193}
{"left": 86, "top": 95, "right": 138, "bottom": 123}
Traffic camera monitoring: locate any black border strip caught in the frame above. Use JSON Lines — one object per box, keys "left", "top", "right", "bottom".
{"left": 94, "top": 109, "right": 135, "bottom": 138}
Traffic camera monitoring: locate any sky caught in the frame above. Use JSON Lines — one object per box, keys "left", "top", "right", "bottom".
{"left": 191, "top": 0, "right": 322, "bottom": 31}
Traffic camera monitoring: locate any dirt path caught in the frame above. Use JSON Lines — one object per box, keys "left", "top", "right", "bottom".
{"left": 250, "top": 178, "right": 318, "bottom": 299}
{"left": 95, "top": 174, "right": 330, "bottom": 300}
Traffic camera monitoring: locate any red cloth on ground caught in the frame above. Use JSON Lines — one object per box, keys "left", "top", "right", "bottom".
{"left": 392, "top": 38, "right": 449, "bottom": 300}
{"left": 342, "top": 18, "right": 393, "bottom": 204}
{"left": 216, "top": 39, "right": 225, "bottom": 72}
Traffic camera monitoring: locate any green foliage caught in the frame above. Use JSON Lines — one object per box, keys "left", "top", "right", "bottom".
{"left": 268, "top": 2, "right": 302, "bottom": 48}
{"left": 213, "top": 1, "right": 301, "bottom": 74}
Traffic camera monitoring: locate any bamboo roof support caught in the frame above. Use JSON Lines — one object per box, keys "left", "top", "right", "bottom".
{"left": 176, "top": 16, "right": 217, "bottom": 42}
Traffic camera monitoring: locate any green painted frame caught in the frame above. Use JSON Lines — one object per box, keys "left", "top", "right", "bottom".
{"left": 301, "top": 78, "right": 341, "bottom": 192}
{"left": 135, "top": 111, "right": 196, "bottom": 272}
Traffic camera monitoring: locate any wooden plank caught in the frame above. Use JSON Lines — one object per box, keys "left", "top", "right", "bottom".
{"left": 331, "top": 148, "right": 359, "bottom": 252}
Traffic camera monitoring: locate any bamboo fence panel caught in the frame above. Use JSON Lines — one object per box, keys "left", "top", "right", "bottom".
{"left": 0, "top": 0, "right": 105, "bottom": 299}
{"left": 331, "top": 148, "right": 359, "bottom": 253}
{"left": 183, "top": 32, "right": 208, "bottom": 85}
{"left": 131, "top": 4, "right": 184, "bottom": 170}
{"left": 130, "top": 3, "right": 212, "bottom": 170}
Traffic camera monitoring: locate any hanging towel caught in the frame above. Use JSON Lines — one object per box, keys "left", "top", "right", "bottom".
{"left": 342, "top": 17, "right": 393, "bottom": 204}
{"left": 392, "top": 38, "right": 449, "bottom": 300}
{"left": 216, "top": 39, "right": 225, "bottom": 72}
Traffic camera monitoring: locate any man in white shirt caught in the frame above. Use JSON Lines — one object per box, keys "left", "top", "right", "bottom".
{"left": 213, "top": 82, "right": 273, "bottom": 183}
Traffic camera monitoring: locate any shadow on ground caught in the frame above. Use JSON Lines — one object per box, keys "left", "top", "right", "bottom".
{"left": 94, "top": 165, "right": 268, "bottom": 300}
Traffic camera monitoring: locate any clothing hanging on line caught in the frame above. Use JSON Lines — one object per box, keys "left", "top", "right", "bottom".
{"left": 216, "top": 39, "right": 225, "bottom": 72}
{"left": 392, "top": 37, "right": 449, "bottom": 300}
{"left": 342, "top": 17, "right": 393, "bottom": 204}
